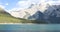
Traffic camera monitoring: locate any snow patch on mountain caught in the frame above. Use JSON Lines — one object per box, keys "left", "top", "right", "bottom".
{"left": 9, "top": 0, "right": 60, "bottom": 20}
{"left": 9, "top": 2, "right": 51, "bottom": 19}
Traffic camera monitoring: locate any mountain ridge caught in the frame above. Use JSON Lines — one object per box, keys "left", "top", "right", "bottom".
{"left": 10, "top": 3, "right": 60, "bottom": 23}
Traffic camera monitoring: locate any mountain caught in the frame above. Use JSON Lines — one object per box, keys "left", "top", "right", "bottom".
{"left": 10, "top": 3, "right": 48, "bottom": 19}
{"left": 10, "top": 4, "right": 38, "bottom": 19}
{"left": 0, "top": 7, "right": 47, "bottom": 23}
{"left": 0, "top": 7, "right": 32, "bottom": 23}
{"left": 28, "top": 11, "right": 44, "bottom": 20}
{"left": 44, "top": 5, "right": 60, "bottom": 23}
{"left": 0, "top": 7, "right": 7, "bottom": 14}
{"left": 9, "top": 3, "right": 60, "bottom": 24}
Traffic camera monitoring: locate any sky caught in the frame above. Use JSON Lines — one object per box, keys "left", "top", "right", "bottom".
{"left": 0, "top": 0, "right": 20, "bottom": 11}
{"left": 0, "top": 0, "right": 60, "bottom": 12}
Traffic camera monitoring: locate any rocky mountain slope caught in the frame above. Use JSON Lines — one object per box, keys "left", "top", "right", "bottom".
{"left": 9, "top": 3, "right": 60, "bottom": 24}
{"left": 0, "top": 7, "right": 46, "bottom": 23}
{"left": 10, "top": 3, "right": 47, "bottom": 19}
{"left": 0, "top": 7, "right": 32, "bottom": 23}
{"left": 44, "top": 5, "right": 60, "bottom": 23}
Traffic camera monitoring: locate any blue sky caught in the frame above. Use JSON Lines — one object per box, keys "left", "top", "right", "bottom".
{"left": 0, "top": 0, "right": 20, "bottom": 10}
{"left": 0, "top": 0, "right": 40, "bottom": 12}
{"left": 0, "top": 0, "right": 60, "bottom": 12}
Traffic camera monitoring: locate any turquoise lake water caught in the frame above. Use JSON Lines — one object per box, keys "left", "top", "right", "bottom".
{"left": 0, "top": 24, "right": 60, "bottom": 32}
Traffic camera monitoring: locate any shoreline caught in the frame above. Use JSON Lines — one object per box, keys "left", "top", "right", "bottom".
{"left": 0, "top": 23, "right": 36, "bottom": 24}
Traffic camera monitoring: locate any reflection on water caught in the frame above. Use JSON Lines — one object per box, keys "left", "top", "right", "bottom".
{"left": 0, "top": 24, "right": 60, "bottom": 32}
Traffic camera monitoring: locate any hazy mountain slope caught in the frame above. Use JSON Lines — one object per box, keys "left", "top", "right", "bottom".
{"left": 10, "top": 4, "right": 38, "bottom": 19}
{"left": 0, "top": 7, "right": 32, "bottom": 23}
{"left": 0, "top": 7, "right": 47, "bottom": 23}
{"left": 0, "top": 12, "right": 47, "bottom": 23}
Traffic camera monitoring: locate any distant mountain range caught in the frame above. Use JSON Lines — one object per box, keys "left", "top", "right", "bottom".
{"left": 44, "top": 5, "right": 60, "bottom": 23}
{"left": 0, "top": 7, "right": 47, "bottom": 23}
{"left": 9, "top": 3, "right": 60, "bottom": 24}
{"left": 0, "top": 7, "right": 33, "bottom": 23}
{"left": 0, "top": 3, "right": 60, "bottom": 24}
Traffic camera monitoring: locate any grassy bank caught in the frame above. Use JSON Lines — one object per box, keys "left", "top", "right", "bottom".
{"left": 0, "top": 12, "right": 34, "bottom": 23}
{"left": 0, "top": 10, "right": 47, "bottom": 24}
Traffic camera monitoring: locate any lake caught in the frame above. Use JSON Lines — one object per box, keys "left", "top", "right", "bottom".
{"left": 0, "top": 24, "right": 60, "bottom": 32}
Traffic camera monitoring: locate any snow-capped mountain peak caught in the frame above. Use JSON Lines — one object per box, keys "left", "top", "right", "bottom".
{"left": 9, "top": 2, "right": 49, "bottom": 19}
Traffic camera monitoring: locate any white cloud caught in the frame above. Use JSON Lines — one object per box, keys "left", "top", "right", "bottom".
{"left": 10, "top": 0, "right": 60, "bottom": 12}
{"left": 0, "top": 5, "right": 5, "bottom": 9}
{"left": 47, "top": 0, "right": 60, "bottom": 5}
{"left": 15, "top": 0, "right": 42, "bottom": 11}
{"left": 17, "top": 0, "right": 32, "bottom": 9}
{"left": 16, "top": 0, "right": 49, "bottom": 10}
{"left": 0, "top": 5, "right": 8, "bottom": 12}
{"left": 5, "top": 3, "right": 8, "bottom": 5}
{"left": 17, "top": 0, "right": 60, "bottom": 7}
